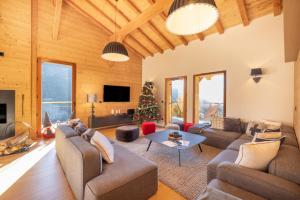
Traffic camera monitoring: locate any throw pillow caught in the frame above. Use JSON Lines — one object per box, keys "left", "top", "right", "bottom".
{"left": 255, "top": 136, "right": 286, "bottom": 145}
{"left": 223, "top": 117, "right": 242, "bottom": 133}
{"left": 81, "top": 128, "right": 96, "bottom": 142}
{"left": 67, "top": 118, "right": 80, "bottom": 128}
{"left": 245, "top": 122, "right": 266, "bottom": 136}
{"left": 74, "top": 122, "right": 88, "bottom": 135}
{"left": 235, "top": 140, "right": 280, "bottom": 171}
{"left": 262, "top": 120, "right": 281, "bottom": 132}
{"left": 253, "top": 132, "right": 286, "bottom": 145}
{"left": 91, "top": 131, "right": 114, "bottom": 163}
{"left": 256, "top": 132, "right": 282, "bottom": 139}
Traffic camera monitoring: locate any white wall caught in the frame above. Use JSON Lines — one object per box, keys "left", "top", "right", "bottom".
{"left": 143, "top": 15, "right": 294, "bottom": 124}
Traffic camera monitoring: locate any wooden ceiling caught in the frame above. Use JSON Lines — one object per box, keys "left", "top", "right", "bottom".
{"left": 53, "top": 0, "right": 282, "bottom": 59}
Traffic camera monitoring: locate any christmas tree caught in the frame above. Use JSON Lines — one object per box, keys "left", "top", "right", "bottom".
{"left": 134, "top": 81, "right": 161, "bottom": 124}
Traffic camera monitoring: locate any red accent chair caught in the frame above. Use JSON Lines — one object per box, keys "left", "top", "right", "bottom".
{"left": 142, "top": 122, "right": 156, "bottom": 135}
{"left": 184, "top": 122, "right": 193, "bottom": 132}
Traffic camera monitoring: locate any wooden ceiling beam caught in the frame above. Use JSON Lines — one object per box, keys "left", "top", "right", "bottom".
{"left": 236, "top": 0, "right": 250, "bottom": 26}
{"left": 147, "top": 0, "right": 189, "bottom": 46}
{"left": 215, "top": 20, "right": 224, "bottom": 34}
{"left": 127, "top": 35, "right": 153, "bottom": 56}
{"left": 85, "top": 0, "right": 154, "bottom": 56}
{"left": 65, "top": 0, "right": 147, "bottom": 58}
{"left": 273, "top": 0, "right": 282, "bottom": 16}
{"left": 65, "top": 0, "right": 112, "bottom": 34}
{"left": 104, "top": 0, "right": 163, "bottom": 54}
{"left": 52, "top": 0, "right": 63, "bottom": 40}
{"left": 124, "top": 0, "right": 175, "bottom": 49}
{"left": 110, "top": 0, "right": 173, "bottom": 41}
{"left": 197, "top": 33, "right": 205, "bottom": 41}
{"left": 123, "top": 41, "right": 146, "bottom": 59}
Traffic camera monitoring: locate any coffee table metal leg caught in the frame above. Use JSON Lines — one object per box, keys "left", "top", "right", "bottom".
{"left": 178, "top": 149, "right": 181, "bottom": 166}
{"left": 198, "top": 144, "right": 203, "bottom": 152}
{"left": 146, "top": 141, "right": 152, "bottom": 151}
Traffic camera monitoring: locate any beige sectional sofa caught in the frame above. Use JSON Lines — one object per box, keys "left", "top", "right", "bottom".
{"left": 55, "top": 125, "right": 158, "bottom": 200}
{"left": 191, "top": 122, "right": 300, "bottom": 200}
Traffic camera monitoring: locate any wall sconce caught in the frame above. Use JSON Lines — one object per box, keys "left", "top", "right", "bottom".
{"left": 87, "top": 94, "right": 97, "bottom": 116}
{"left": 251, "top": 68, "right": 263, "bottom": 83}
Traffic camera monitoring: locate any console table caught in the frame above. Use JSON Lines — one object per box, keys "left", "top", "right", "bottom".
{"left": 88, "top": 114, "right": 137, "bottom": 129}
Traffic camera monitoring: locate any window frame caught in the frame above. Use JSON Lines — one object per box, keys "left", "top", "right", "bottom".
{"left": 193, "top": 70, "right": 226, "bottom": 124}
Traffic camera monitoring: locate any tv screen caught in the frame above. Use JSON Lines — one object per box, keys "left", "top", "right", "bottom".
{"left": 103, "top": 85, "right": 130, "bottom": 102}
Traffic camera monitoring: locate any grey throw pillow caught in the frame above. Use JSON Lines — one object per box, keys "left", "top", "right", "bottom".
{"left": 255, "top": 136, "right": 286, "bottom": 145}
{"left": 223, "top": 118, "right": 242, "bottom": 133}
{"left": 81, "top": 129, "right": 96, "bottom": 142}
{"left": 74, "top": 122, "right": 88, "bottom": 135}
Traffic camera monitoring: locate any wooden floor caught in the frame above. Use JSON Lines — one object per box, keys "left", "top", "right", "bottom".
{"left": 0, "top": 128, "right": 185, "bottom": 200}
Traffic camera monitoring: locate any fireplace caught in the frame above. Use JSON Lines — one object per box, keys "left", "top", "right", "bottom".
{"left": 0, "top": 104, "right": 7, "bottom": 123}
{"left": 0, "top": 90, "right": 15, "bottom": 140}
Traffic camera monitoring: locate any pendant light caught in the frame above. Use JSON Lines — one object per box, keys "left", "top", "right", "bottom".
{"left": 166, "top": 0, "right": 219, "bottom": 36}
{"left": 102, "top": 0, "right": 129, "bottom": 62}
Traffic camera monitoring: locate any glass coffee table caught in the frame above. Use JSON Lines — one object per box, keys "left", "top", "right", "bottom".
{"left": 145, "top": 129, "right": 207, "bottom": 166}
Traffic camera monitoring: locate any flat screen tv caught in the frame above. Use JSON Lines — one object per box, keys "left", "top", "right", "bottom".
{"left": 103, "top": 85, "right": 130, "bottom": 102}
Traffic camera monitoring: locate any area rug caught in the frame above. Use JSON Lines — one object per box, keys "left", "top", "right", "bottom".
{"left": 115, "top": 137, "right": 221, "bottom": 200}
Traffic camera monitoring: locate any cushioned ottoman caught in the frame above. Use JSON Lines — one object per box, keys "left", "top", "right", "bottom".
{"left": 116, "top": 125, "right": 139, "bottom": 142}
{"left": 184, "top": 122, "right": 194, "bottom": 132}
{"left": 142, "top": 122, "right": 156, "bottom": 135}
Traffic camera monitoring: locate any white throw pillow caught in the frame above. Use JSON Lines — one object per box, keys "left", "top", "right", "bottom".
{"left": 256, "top": 132, "right": 282, "bottom": 139}
{"left": 235, "top": 141, "right": 280, "bottom": 171}
{"left": 262, "top": 120, "right": 281, "bottom": 131}
{"left": 90, "top": 131, "right": 114, "bottom": 163}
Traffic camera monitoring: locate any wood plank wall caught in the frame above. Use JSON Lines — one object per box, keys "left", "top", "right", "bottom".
{"left": 0, "top": 0, "right": 142, "bottom": 136}
{"left": 294, "top": 51, "right": 300, "bottom": 144}
{"left": 0, "top": 0, "right": 32, "bottom": 128}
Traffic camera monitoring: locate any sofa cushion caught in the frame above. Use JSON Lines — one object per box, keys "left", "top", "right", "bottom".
{"left": 205, "top": 179, "right": 265, "bottom": 200}
{"left": 65, "top": 136, "right": 102, "bottom": 200}
{"left": 217, "top": 162, "right": 300, "bottom": 200}
{"left": 57, "top": 125, "right": 78, "bottom": 138}
{"left": 281, "top": 124, "right": 295, "bottom": 135}
{"left": 235, "top": 141, "right": 280, "bottom": 171}
{"left": 202, "top": 128, "right": 242, "bottom": 149}
{"left": 227, "top": 139, "right": 250, "bottom": 151}
{"left": 282, "top": 132, "right": 299, "bottom": 147}
{"left": 207, "top": 149, "right": 239, "bottom": 183}
{"left": 85, "top": 144, "right": 157, "bottom": 200}
{"left": 241, "top": 122, "right": 248, "bottom": 134}
{"left": 223, "top": 118, "right": 242, "bottom": 133}
{"left": 238, "top": 134, "right": 253, "bottom": 140}
{"left": 269, "top": 145, "right": 300, "bottom": 185}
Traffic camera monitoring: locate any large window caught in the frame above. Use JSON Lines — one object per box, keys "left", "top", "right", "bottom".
{"left": 165, "top": 76, "right": 187, "bottom": 124}
{"left": 193, "top": 71, "right": 226, "bottom": 125}
{"left": 37, "top": 59, "right": 76, "bottom": 128}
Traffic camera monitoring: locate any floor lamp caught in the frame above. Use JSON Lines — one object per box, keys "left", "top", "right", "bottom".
{"left": 87, "top": 94, "right": 97, "bottom": 127}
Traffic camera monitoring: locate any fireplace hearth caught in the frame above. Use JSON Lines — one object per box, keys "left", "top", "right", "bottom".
{"left": 0, "top": 90, "right": 15, "bottom": 140}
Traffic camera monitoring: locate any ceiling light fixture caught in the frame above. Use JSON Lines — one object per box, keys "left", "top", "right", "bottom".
{"left": 166, "top": 0, "right": 219, "bottom": 36}
{"left": 102, "top": 0, "right": 129, "bottom": 62}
